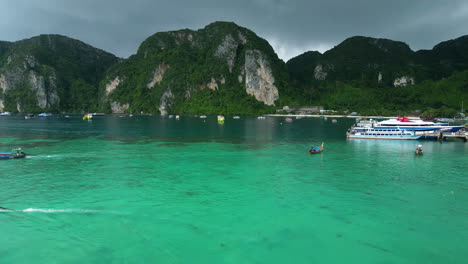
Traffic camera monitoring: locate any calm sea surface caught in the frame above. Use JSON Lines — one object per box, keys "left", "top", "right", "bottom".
{"left": 0, "top": 115, "right": 466, "bottom": 263}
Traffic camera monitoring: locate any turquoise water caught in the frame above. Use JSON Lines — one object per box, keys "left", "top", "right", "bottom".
{"left": 1, "top": 115, "right": 466, "bottom": 263}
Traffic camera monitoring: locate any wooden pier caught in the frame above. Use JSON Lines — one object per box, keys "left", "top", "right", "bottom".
{"left": 420, "top": 131, "right": 467, "bottom": 142}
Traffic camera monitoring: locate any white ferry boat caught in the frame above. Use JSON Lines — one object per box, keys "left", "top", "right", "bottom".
{"left": 374, "top": 116, "right": 463, "bottom": 132}
{"left": 347, "top": 127, "right": 421, "bottom": 140}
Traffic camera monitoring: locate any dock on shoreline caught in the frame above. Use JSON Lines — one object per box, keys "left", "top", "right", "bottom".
{"left": 419, "top": 131, "right": 468, "bottom": 142}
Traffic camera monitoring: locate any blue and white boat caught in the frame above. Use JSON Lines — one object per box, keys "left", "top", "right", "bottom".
{"left": 374, "top": 116, "right": 463, "bottom": 132}
{"left": 0, "top": 112, "right": 12, "bottom": 116}
{"left": 0, "top": 148, "right": 26, "bottom": 159}
{"left": 347, "top": 127, "right": 421, "bottom": 140}
{"left": 38, "top": 113, "right": 53, "bottom": 117}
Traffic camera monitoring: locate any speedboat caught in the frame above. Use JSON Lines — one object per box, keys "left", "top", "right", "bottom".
{"left": 0, "top": 148, "right": 26, "bottom": 159}
{"left": 374, "top": 116, "right": 463, "bottom": 132}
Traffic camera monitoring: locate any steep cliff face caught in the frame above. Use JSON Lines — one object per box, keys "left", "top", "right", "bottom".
{"left": 0, "top": 53, "right": 59, "bottom": 112}
{"left": 0, "top": 35, "right": 118, "bottom": 113}
{"left": 102, "top": 21, "right": 287, "bottom": 114}
{"left": 244, "top": 50, "right": 278, "bottom": 105}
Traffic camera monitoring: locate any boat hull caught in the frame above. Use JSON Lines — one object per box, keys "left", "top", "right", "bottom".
{"left": 0, "top": 153, "right": 26, "bottom": 159}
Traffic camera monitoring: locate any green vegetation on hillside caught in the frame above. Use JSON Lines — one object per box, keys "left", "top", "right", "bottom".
{"left": 103, "top": 22, "right": 292, "bottom": 115}
{"left": 286, "top": 35, "right": 468, "bottom": 116}
{"left": 0, "top": 35, "right": 119, "bottom": 113}
{"left": 1, "top": 24, "right": 467, "bottom": 116}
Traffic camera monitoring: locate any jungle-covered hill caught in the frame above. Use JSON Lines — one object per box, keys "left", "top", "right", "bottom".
{"left": 0, "top": 22, "right": 467, "bottom": 116}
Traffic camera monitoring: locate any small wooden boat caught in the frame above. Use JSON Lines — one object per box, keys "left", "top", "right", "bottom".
{"left": 0, "top": 148, "right": 26, "bottom": 159}
{"left": 309, "top": 142, "right": 324, "bottom": 154}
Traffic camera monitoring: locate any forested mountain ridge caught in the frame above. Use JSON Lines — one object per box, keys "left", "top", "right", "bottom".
{"left": 286, "top": 35, "right": 468, "bottom": 115}
{"left": 0, "top": 34, "right": 119, "bottom": 113}
{"left": 101, "top": 21, "right": 293, "bottom": 115}
{"left": 0, "top": 23, "right": 466, "bottom": 116}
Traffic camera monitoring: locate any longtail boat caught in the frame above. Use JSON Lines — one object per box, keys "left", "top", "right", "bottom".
{"left": 0, "top": 148, "right": 26, "bottom": 159}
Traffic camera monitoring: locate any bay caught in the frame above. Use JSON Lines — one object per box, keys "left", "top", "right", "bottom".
{"left": 0, "top": 115, "right": 466, "bottom": 263}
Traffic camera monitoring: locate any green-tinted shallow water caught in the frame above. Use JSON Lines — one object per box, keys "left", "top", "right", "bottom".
{"left": 0, "top": 115, "right": 467, "bottom": 263}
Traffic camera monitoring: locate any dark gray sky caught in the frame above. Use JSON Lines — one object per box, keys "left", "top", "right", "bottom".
{"left": 2, "top": 0, "right": 467, "bottom": 61}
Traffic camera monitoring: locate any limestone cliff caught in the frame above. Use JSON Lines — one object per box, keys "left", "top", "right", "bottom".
{"left": 244, "top": 50, "right": 278, "bottom": 105}
{"left": 0, "top": 34, "right": 118, "bottom": 113}
{"left": 103, "top": 21, "right": 287, "bottom": 114}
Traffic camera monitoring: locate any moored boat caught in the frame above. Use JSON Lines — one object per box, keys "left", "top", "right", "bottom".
{"left": 82, "top": 113, "right": 93, "bottom": 120}
{"left": 374, "top": 116, "right": 463, "bottom": 132}
{"left": 347, "top": 126, "right": 421, "bottom": 140}
{"left": 0, "top": 148, "right": 26, "bottom": 159}
{"left": 38, "top": 113, "right": 53, "bottom": 117}
{"left": 217, "top": 115, "right": 225, "bottom": 124}
{"left": 0, "top": 112, "right": 12, "bottom": 116}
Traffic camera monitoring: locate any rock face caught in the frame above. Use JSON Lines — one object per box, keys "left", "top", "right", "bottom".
{"left": 104, "top": 21, "right": 287, "bottom": 114}
{"left": 0, "top": 54, "right": 60, "bottom": 111}
{"left": 314, "top": 64, "right": 327, "bottom": 81}
{"left": 159, "top": 90, "right": 174, "bottom": 115}
{"left": 214, "top": 33, "right": 247, "bottom": 73}
{"left": 27, "top": 70, "right": 59, "bottom": 108}
{"left": 147, "top": 64, "right": 169, "bottom": 89}
{"left": 244, "top": 50, "right": 279, "bottom": 105}
{"left": 106, "top": 77, "right": 121, "bottom": 95}
{"left": 0, "top": 34, "right": 118, "bottom": 113}
{"left": 393, "top": 76, "right": 415, "bottom": 87}
{"left": 207, "top": 78, "right": 219, "bottom": 91}
{"left": 111, "top": 101, "right": 129, "bottom": 113}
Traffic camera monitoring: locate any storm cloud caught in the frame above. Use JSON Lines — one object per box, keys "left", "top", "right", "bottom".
{"left": 1, "top": 0, "right": 467, "bottom": 61}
